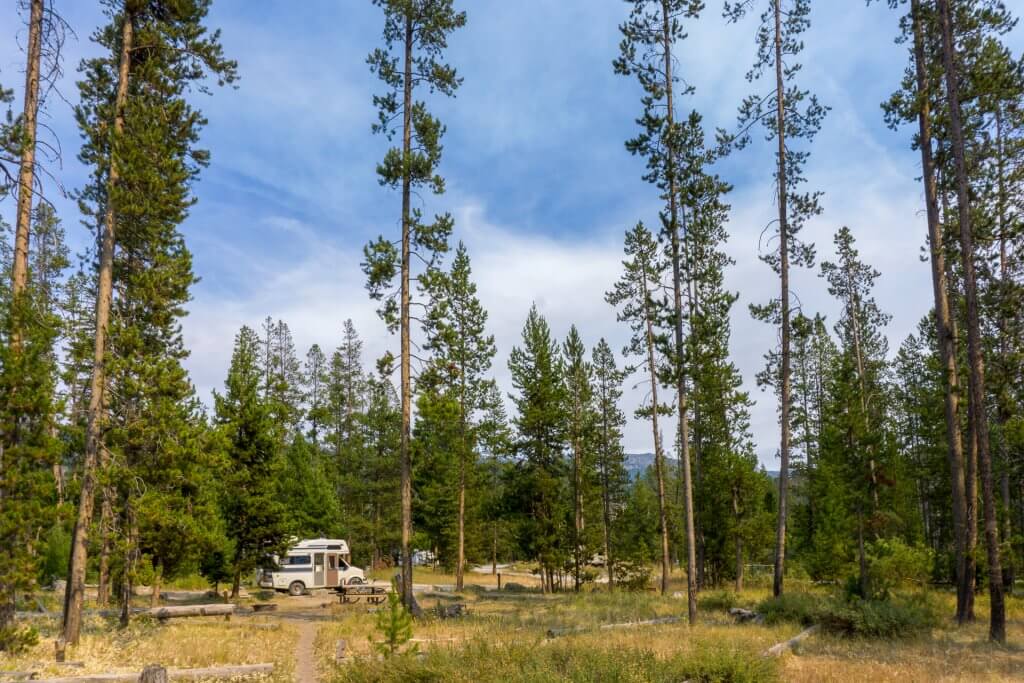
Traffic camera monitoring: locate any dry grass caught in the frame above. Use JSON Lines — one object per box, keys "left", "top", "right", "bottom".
{"left": 0, "top": 612, "right": 295, "bottom": 681}
{"left": 5, "top": 575, "right": 1024, "bottom": 682}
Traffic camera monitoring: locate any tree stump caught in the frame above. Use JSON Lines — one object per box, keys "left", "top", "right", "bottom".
{"left": 139, "top": 664, "right": 168, "bottom": 682}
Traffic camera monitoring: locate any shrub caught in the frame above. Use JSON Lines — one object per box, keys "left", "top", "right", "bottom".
{"left": 818, "top": 596, "right": 940, "bottom": 639}
{"left": 38, "top": 524, "right": 70, "bottom": 586}
{"left": 612, "top": 561, "right": 651, "bottom": 592}
{"left": 0, "top": 624, "right": 39, "bottom": 654}
{"left": 336, "top": 640, "right": 778, "bottom": 682}
{"left": 756, "top": 592, "right": 825, "bottom": 626}
{"left": 699, "top": 590, "right": 740, "bottom": 612}
{"left": 757, "top": 591, "right": 939, "bottom": 639}
{"left": 864, "top": 538, "right": 933, "bottom": 600}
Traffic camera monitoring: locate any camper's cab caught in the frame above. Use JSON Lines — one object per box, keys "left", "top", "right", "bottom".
{"left": 258, "top": 538, "right": 365, "bottom": 596}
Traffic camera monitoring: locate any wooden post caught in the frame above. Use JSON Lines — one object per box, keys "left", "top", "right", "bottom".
{"left": 497, "top": 572, "right": 502, "bottom": 591}
{"left": 139, "top": 665, "right": 168, "bottom": 683}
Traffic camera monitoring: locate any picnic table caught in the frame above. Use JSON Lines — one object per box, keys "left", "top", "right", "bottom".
{"left": 338, "top": 583, "right": 388, "bottom": 605}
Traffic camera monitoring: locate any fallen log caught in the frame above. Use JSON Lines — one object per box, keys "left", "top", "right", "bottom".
{"left": 763, "top": 624, "right": 819, "bottom": 657}
{"left": 0, "top": 671, "right": 36, "bottom": 681}
{"left": 599, "top": 616, "right": 680, "bottom": 631}
{"left": 728, "top": 608, "right": 762, "bottom": 624}
{"left": 147, "top": 604, "right": 237, "bottom": 620}
{"left": 547, "top": 616, "right": 681, "bottom": 638}
{"left": 30, "top": 662, "right": 274, "bottom": 682}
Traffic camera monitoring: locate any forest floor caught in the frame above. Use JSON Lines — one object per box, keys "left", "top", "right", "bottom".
{"left": 3, "top": 573, "right": 1024, "bottom": 682}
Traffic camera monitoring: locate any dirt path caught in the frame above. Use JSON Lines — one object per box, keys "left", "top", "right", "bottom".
{"left": 294, "top": 619, "right": 318, "bottom": 682}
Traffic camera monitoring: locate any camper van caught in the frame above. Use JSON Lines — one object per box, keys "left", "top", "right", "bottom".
{"left": 257, "top": 538, "right": 366, "bottom": 596}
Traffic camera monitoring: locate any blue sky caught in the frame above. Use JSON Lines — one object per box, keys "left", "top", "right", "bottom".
{"left": 2, "top": 1, "right": 1021, "bottom": 465}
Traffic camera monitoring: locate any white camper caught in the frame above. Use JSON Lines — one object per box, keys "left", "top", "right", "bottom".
{"left": 257, "top": 538, "right": 366, "bottom": 596}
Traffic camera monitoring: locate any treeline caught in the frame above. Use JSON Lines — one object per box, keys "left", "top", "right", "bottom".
{"left": 0, "top": 0, "right": 1021, "bottom": 656}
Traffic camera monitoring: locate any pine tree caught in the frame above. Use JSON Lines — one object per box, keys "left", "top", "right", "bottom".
{"left": 880, "top": 0, "right": 973, "bottom": 620}
{"left": 420, "top": 242, "right": 496, "bottom": 589}
{"left": 305, "top": 343, "right": 330, "bottom": 444}
{"left": 606, "top": 222, "right": 673, "bottom": 594}
{"left": 507, "top": 305, "right": 568, "bottom": 592}
{"left": 935, "top": 0, "right": 1008, "bottom": 642}
{"left": 724, "top": 0, "right": 827, "bottom": 597}
{"left": 260, "top": 317, "right": 305, "bottom": 439}
{"left": 615, "top": 0, "right": 703, "bottom": 620}
{"left": 591, "top": 338, "right": 630, "bottom": 590}
{"left": 364, "top": 0, "right": 465, "bottom": 608}
{"left": 562, "top": 326, "right": 596, "bottom": 592}
{"left": 63, "top": 0, "right": 235, "bottom": 644}
{"left": 215, "top": 326, "right": 291, "bottom": 598}
{"left": 0, "top": 207, "right": 64, "bottom": 649}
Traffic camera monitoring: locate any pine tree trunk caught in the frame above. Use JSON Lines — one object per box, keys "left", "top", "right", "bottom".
{"left": 456, "top": 454, "right": 465, "bottom": 592}
{"left": 772, "top": 0, "right": 793, "bottom": 600}
{"left": 573, "top": 433, "right": 583, "bottom": 593}
{"left": 398, "top": 13, "right": 415, "bottom": 612}
{"left": 642, "top": 261, "right": 671, "bottom": 596}
{"left": 909, "top": 0, "right": 971, "bottom": 623}
{"left": 63, "top": 11, "right": 133, "bottom": 647}
{"left": 662, "top": 2, "right": 697, "bottom": 623}
{"left": 231, "top": 568, "right": 241, "bottom": 600}
{"left": 733, "top": 487, "right": 743, "bottom": 593}
{"left": 119, "top": 506, "right": 137, "bottom": 629}
{"left": 937, "top": 0, "right": 1005, "bottom": 643}
{"left": 10, "top": 0, "right": 43, "bottom": 322}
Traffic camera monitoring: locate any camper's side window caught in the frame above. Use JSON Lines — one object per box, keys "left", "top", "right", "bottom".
{"left": 283, "top": 555, "right": 311, "bottom": 566}
{"left": 328, "top": 556, "right": 337, "bottom": 570}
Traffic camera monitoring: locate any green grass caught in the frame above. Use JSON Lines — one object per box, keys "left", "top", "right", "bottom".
{"left": 332, "top": 639, "right": 779, "bottom": 683}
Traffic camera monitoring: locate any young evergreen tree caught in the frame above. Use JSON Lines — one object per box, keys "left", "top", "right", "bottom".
{"left": 562, "top": 325, "right": 596, "bottom": 592}
{"left": 507, "top": 305, "right": 568, "bottom": 592}
{"left": 63, "top": 0, "right": 235, "bottom": 644}
{"left": 723, "top": 0, "right": 827, "bottom": 597}
{"left": 215, "top": 326, "right": 290, "bottom": 598}
{"left": 591, "top": 338, "right": 630, "bottom": 590}
{"left": 305, "top": 344, "right": 330, "bottom": 444}
{"left": 0, "top": 206, "right": 65, "bottom": 649}
{"left": 364, "top": 0, "right": 465, "bottom": 608}
{"left": 606, "top": 222, "right": 673, "bottom": 594}
{"left": 615, "top": 0, "right": 703, "bottom": 620}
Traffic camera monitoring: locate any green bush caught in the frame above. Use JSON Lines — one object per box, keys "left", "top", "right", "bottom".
{"left": 0, "top": 624, "right": 39, "bottom": 654}
{"left": 756, "top": 592, "right": 825, "bottom": 626}
{"left": 335, "top": 640, "right": 778, "bottom": 682}
{"left": 612, "top": 561, "right": 651, "bottom": 592}
{"left": 38, "top": 524, "right": 70, "bottom": 586}
{"left": 864, "top": 538, "right": 933, "bottom": 600}
{"left": 757, "top": 591, "right": 939, "bottom": 639}
{"left": 818, "top": 596, "right": 939, "bottom": 639}
{"left": 699, "top": 590, "right": 740, "bottom": 612}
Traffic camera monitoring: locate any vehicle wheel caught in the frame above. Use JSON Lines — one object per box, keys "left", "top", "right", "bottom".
{"left": 348, "top": 576, "right": 365, "bottom": 586}
{"left": 288, "top": 581, "right": 305, "bottom": 597}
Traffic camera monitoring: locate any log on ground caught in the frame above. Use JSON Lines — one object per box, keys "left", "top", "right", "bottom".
{"left": 30, "top": 662, "right": 274, "bottom": 682}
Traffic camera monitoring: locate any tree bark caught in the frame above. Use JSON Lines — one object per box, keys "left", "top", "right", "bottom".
{"left": 641, "top": 253, "right": 671, "bottom": 596}
{"left": 772, "top": 0, "right": 793, "bottom": 599}
{"left": 398, "top": 13, "right": 415, "bottom": 612}
{"left": 937, "top": 0, "right": 1005, "bottom": 643}
{"left": 662, "top": 0, "right": 698, "bottom": 624}
{"left": 10, "top": 0, "right": 43, "bottom": 321}
{"left": 732, "top": 487, "right": 743, "bottom": 593}
{"left": 62, "top": 10, "right": 133, "bottom": 647}
{"left": 909, "top": 0, "right": 971, "bottom": 624}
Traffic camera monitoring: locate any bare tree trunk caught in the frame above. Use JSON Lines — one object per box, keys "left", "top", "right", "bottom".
{"left": 231, "top": 568, "right": 240, "bottom": 600}
{"left": 10, "top": 0, "right": 43, "bottom": 320}
{"left": 63, "top": 12, "right": 133, "bottom": 647}
{"left": 909, "top": 0, "right": 971, "bottom": 624}
{"left": 119, "top": 505, "right": 137, "bottom": 629}
{"left": 772, "top": 0, "right": 793, "bottom": 599}
{"left": 398, "top": 14, "right": 415, "bottom": 612}
{"left": 937, "top": 0, "right": 1005, "bottom": 643}
{"left": 995, "top": 108, "right": 1014, "bottom": 596}
{"left": 661, "top": 2, "right": 697, "bottom": 623}
{"left": 456, "top": 454, "right": 465, "bottom": 591}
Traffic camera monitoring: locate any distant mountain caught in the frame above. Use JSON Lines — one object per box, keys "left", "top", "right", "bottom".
{"left": 624, "top": 452, "right": 780, "bottom": 481}
{"left": 624, "top": 452, "right": 674, "bottom": 480}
